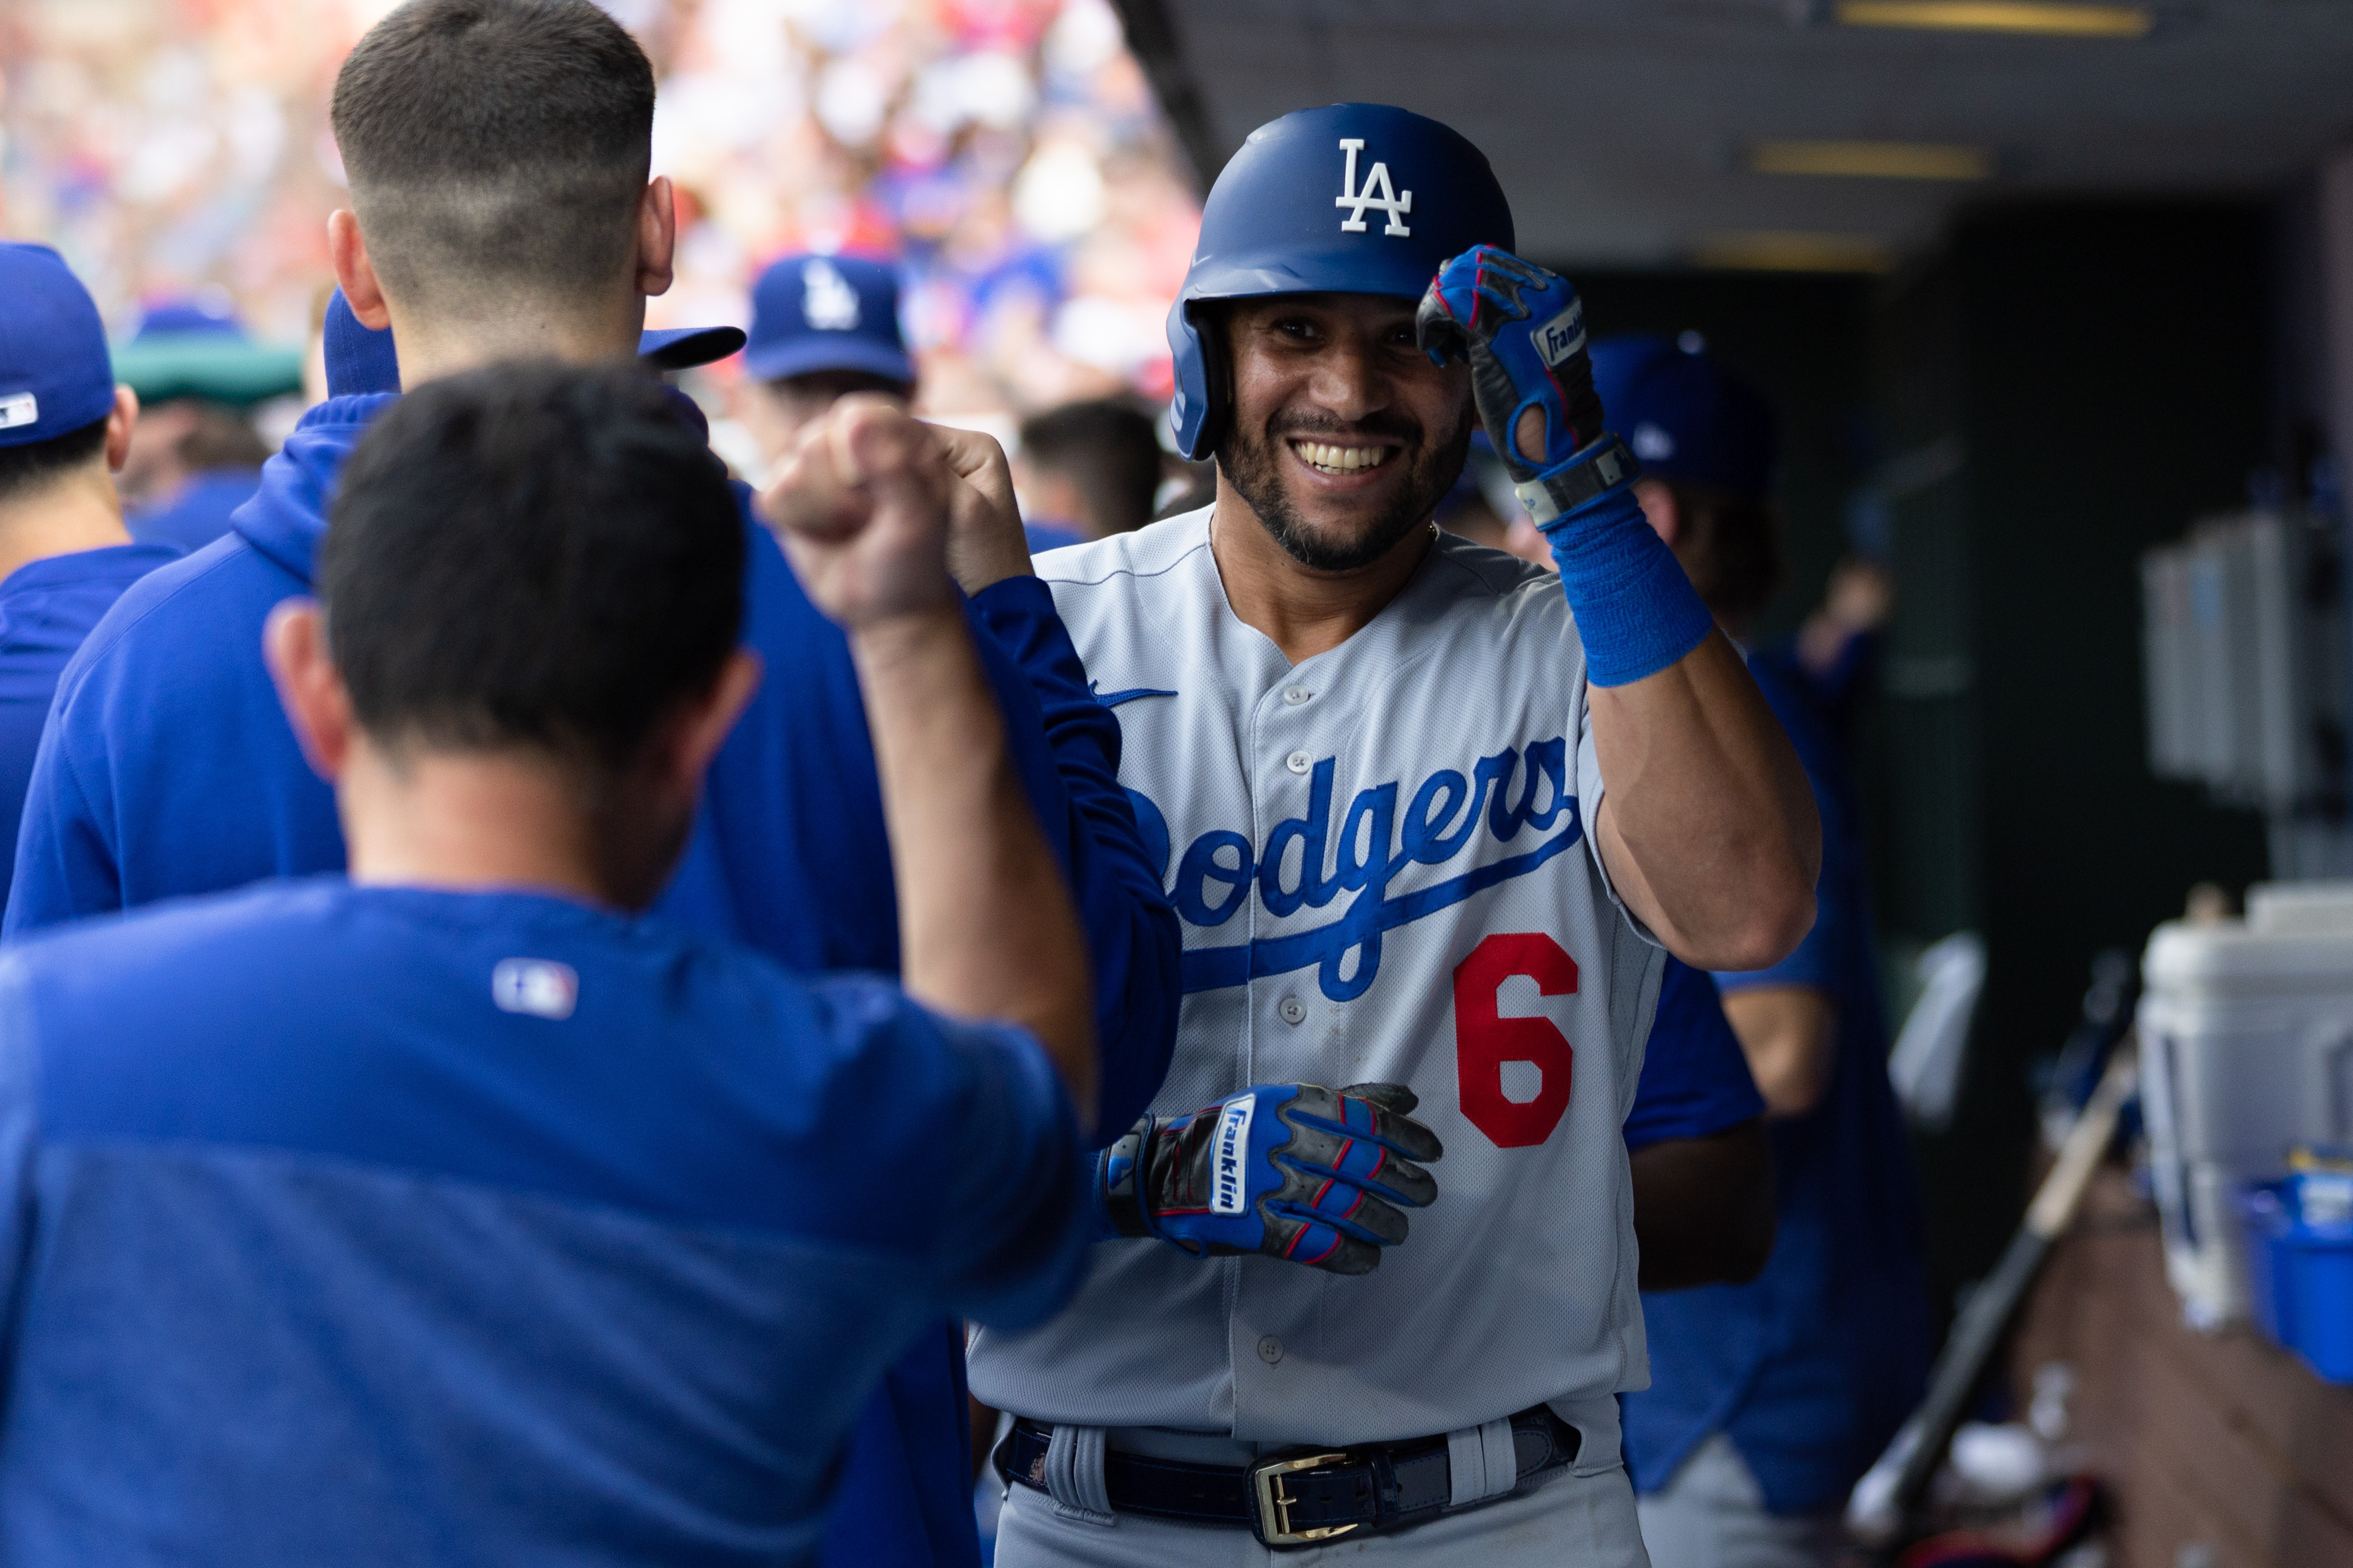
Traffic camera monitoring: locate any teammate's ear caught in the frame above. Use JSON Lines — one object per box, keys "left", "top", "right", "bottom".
{"left": 661, "top": 649, "right": 762, "bottom": 801}
{"left": 263, "top": 601, "right": 357, "bottom": 783}
{"left": 103, "top": 385, "right": 139, "bottom": 473}
{"left": 328, "top": 212, "right": 393, "bottom": 332}
{"left": 633, "top": 176, "right": 678, "bottom": 301}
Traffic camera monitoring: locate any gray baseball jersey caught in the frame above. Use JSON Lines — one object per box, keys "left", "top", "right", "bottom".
{"left": 967, "top": 507, "right": 1665, "bottom": 1446}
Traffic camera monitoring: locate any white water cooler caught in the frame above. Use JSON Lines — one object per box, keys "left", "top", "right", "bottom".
{"left": 2137, "top": 882, "right": 2353, "bottom": 1327}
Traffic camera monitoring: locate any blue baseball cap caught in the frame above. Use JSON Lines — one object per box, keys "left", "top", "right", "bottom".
{"left": 322, "top": 288, "right": 748, "bottom": 397}
{"left": 0, "top": 243, "right": 116, "bottom": 450}
{"left": 1590, "top": 333, "right": 1775, "bottom": 501}
{"left": 640, "top": 325, "right": 747, "bottom": 372}
{"left": 132, "top": 298, "right": 248, "bottom": 344}
{"left": 743, "top": 254, "right": 914, "bottom": 387}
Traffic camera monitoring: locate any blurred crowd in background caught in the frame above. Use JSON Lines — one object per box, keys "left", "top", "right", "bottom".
{"left": 0, "top": 0, "right": 1202, "bottom": 471}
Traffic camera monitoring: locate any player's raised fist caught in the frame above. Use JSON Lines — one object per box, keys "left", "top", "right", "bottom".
{"left": 759, "top": 396, "right": 960, "bottom": 626}
{"left": 1416, "top": 246, "right": 1639, "bottom": 529}
{"left": 1095, "top": 1082, "right": 1442, "bottom": 1276}
{"left": 928, "top": 422, "right": 1035, "bottom": 595}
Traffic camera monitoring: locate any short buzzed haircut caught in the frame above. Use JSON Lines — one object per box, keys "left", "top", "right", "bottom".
{"left": 330, "top": 0, "right": 656, "bottom": 313}
{"left": 1018, "top": 398, "right": 1164, "bottom": 537}
{"left": 0, "top": 418, "right": 107, "bottom": 508}
{"left": 323, "top": 360, "right": 742, "bottom": 773}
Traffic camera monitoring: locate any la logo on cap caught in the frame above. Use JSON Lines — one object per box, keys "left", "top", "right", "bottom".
{"left": 802, "top": 259, "right": 861, "bottom": 332}
{"left": 1336, "top": 139, "right": 1412, "bottom": 237}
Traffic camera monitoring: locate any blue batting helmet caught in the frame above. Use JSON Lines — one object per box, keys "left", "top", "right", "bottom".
{"left": 1167, "top": 104, "right": 1514, "bottom": 461}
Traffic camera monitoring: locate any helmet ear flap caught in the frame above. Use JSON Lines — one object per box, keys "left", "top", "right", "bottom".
{"left": 1192, "top": 299, "right": 1231, "bottom": 462}
{"left": 1170, "top": 295, "right": 1231, "bottom": 463}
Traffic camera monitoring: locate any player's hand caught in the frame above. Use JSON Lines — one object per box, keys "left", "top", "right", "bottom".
{"left": 1096, "top": 1082, "right": 1442, "bottom": 1275}
{"left": 1415, "top": 246, "right": 1637, "bottom": 529}
{"left": 929, "top": 423, "right": 1034, "bottom": 595}
{"left": 760, "top": 397, "right": 960, "bottom": 627}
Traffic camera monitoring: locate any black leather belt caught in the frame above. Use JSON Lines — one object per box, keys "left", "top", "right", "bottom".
{"left": 996, "top": 1407, "right": 1578, "bottom": 1549}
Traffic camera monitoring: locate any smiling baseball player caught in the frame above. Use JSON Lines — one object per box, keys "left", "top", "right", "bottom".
{"left": 961, "top": 104, "right": 1820, "bottom": 1563}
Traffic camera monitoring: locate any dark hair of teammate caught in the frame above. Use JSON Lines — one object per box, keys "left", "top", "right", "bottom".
{"left": 174, "top": 404, "right": 272, "bottom": 472}
{"left": 1017, "top": 398, "right": 1164, "bottom": 537}
{"left": 1656, "top": 480, "right": 1781, "bottom": 626}
{"left": 321, "top": 360, "right": 742, "bottom": 773}
{"left": 0, "top": 418, "right": 108, "bottom": 509}
{"left": 328, "top": 0, "right": 656, "bottom": 313}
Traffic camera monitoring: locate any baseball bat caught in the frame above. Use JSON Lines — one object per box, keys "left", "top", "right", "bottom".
{"left": 1845, "top": 1044, "right": 2139, "bottom": 1549}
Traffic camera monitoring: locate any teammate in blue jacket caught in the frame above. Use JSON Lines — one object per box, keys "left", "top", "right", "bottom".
{"left": 0, "top": 359, "right": 1099, "bottom": 1566}
{"left": 2, "top": 6, "right": 1181, "bottom": 1568}
{"left": 1600, "top": 334, "right": 1932, "bottom": 1568}
{"left": 0, "top": 246, "right": 181, "bottom": 908}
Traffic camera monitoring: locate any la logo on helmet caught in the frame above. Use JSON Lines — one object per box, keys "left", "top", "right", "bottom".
{"left": 1336, "top": 139, "right": 1413, "bottom": 237}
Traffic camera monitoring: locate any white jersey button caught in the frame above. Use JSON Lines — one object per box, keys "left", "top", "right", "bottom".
{"left": 1258, "top": 1335, "right": 1284, "bottom": 1365}
{"left": 1285, "top": 751, "right": 1313, "bottom": 774}
{"left": 1278, "top": 995, "right": 1306, "bottom": 1025}
{"left": 1282, "top": 685, "right": 1311, "bottom": 705}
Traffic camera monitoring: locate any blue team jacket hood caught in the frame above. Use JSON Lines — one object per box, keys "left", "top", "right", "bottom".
{"left": 230, "top": 395, "right": 398, "bottom": 585}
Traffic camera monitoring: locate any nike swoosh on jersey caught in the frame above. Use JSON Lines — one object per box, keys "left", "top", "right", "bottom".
{"left": 1094, "top": 686, "right": 1179, "bottom": 709}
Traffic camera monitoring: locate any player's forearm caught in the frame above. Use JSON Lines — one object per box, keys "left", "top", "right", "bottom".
{"left": 1591, "top": 633, "right": 1819, "bottom": 970}
{"left": 850, "top": 608, "right": 1098, "bottom": 1131}
{"left": 1721, "top": 985, "right": 1838, "bottom": 1119}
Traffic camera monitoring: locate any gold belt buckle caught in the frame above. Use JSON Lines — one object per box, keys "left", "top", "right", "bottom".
{"left": 1250, "top": 1450, "right": 1366, "bottom": 1548}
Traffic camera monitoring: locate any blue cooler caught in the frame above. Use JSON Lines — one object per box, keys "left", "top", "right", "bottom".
{"left": 2240, "top": 1173, "right": 2353, "bottom": 1384}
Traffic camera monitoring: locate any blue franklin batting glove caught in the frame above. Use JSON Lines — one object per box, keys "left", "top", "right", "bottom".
{"left": 1418, "top": 246, "right": 1715, "bottom": 687}
{"left": 1415, "top": 245, "right": 1639, "bottom": 529}
{"left": 1095, "top": 1082, "right": 1441, "bottom": 1275}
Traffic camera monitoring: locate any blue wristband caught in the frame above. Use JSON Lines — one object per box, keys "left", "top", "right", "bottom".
{"left": 1543, "top": 481, "right": 1716, "bottom": 688}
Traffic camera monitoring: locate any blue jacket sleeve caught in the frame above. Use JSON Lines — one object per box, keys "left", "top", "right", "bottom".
{"left": 0, "top": 964, "right": 41, "bottom": 1397}
{"left": 970, "top": 575, "right": 1180, "bottom": 1146}
{"left": 5, "top": 709, "right": 121, "bottom": 938}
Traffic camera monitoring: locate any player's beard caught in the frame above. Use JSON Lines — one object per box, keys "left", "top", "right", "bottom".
{"left": 1219, "top": 402, "right": 1475, "bottom": 573}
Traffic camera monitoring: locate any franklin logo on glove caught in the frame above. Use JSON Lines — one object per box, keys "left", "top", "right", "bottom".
{"left": 1537, "top": 300, "right": 1588, "bottom": 370}
{"left": 1210, "top": 1096, "right": 1255, "bottom": 1215}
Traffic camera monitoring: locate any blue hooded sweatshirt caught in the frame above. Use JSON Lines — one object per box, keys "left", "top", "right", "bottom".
{"left": 5, "top": 393, "right": 1180, "bottom": 1568}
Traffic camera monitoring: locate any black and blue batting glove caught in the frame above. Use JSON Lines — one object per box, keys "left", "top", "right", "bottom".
{"left": 1095, "top": 1083, "right": 1441, "bottom": 1275}
{"left": 1415, "top": 246, "right": 1639, "bottom": 530}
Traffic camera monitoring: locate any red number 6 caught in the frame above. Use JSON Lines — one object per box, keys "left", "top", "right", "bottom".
{"left": 1453, "top": 933, "right": 1577, "bottom": 1148}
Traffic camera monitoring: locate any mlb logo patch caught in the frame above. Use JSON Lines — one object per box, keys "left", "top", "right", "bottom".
{"left": 492, "top": 958, "right": 579, "bottom": 1021}
{"left": 0, "top": 393, "right": 38, "bottom": 433}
